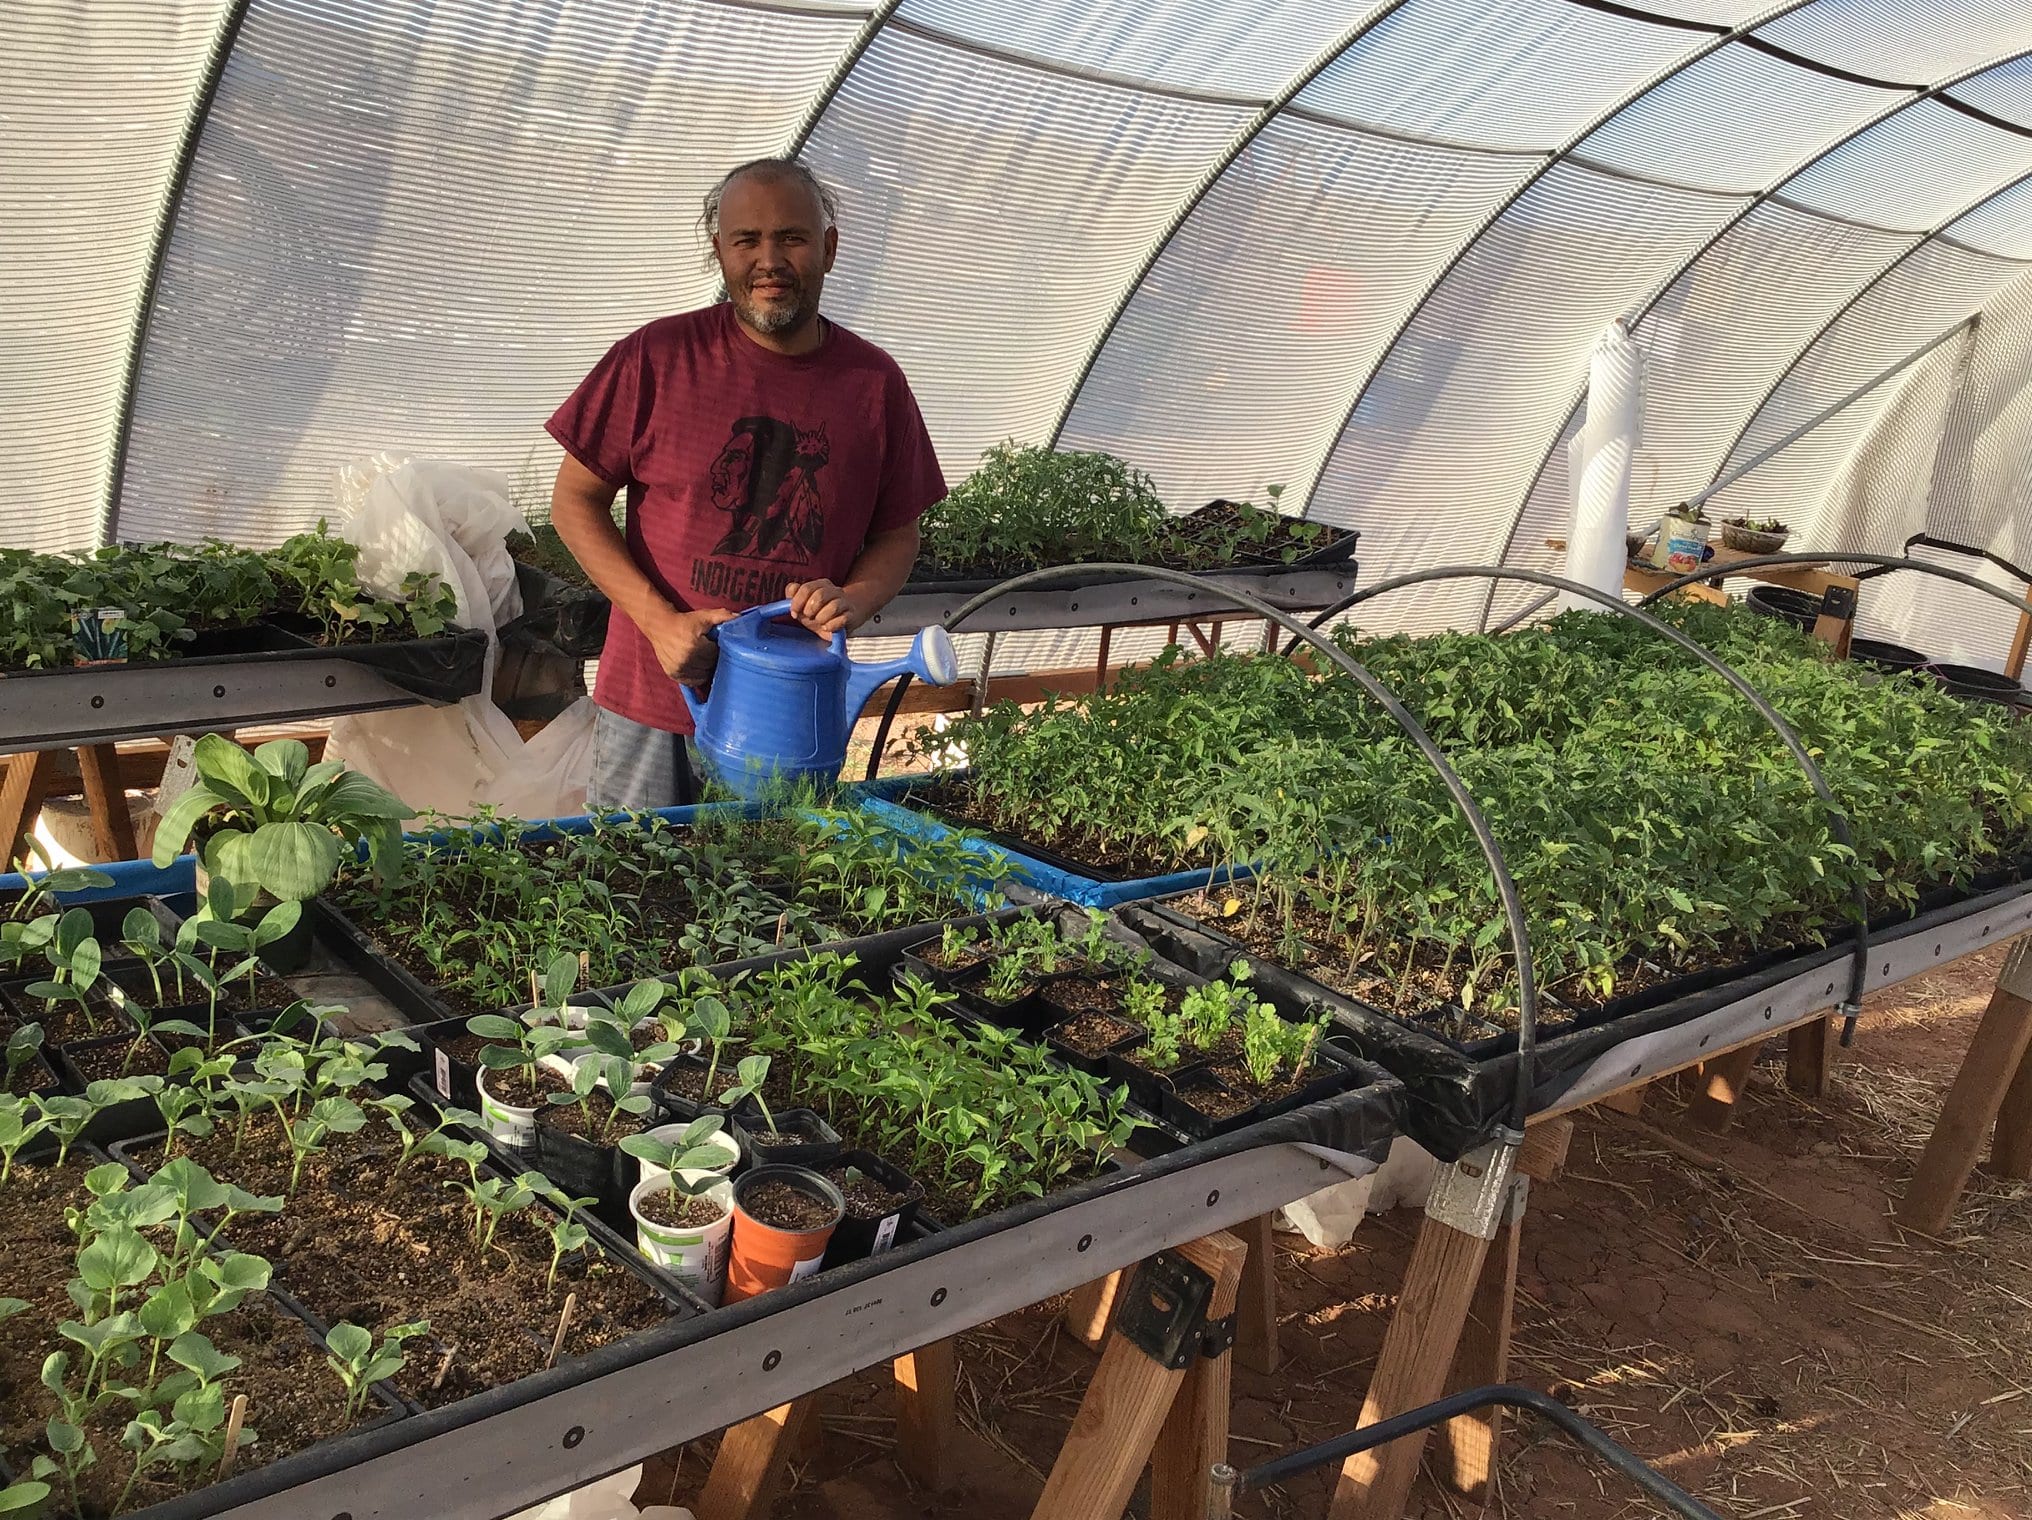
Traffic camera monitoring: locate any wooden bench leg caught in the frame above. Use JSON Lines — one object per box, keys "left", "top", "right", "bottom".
{"left": 894, "top": 1336, "right": 958, "bottom": 1493}
{"left": 1065, "top": 1268, "right": 1125, "bottom": 1349}
{"left": 1033, "top": 1230, "right": 1247, "bottom": 1520}
{"left": 77, "top": 743, "right": 137, "bottom": 862}
{"left": 1598, "top": 1084, "right": 1648, "bottom": 1117}
{"left": 0, "top": 750, "right": 57, "bottom": 871}
{"left": 1686, "top": 1041, "right": 1762, "bottom": 1132}
{"left": 1990, "top": 1034, "right": 2032, "bottom": 1181}
{"left": 1437, "top": 1177, "right": 1526, "bottom": 1505}
{"left": 1900, "top": 937, "right": 2032, "bottom": 1235}
{"left": 1235, "top": 1211, "right": 1279, "bottom": 1375}
{"left": 694, "top": 1397, "right": 819, "bottom": 1520}
{"left": 1786, "top": 1015, "right": 1835, "bottom": 1097}
{"left": 1328, "top": 1142, "right": 1517, "bottom": 1520}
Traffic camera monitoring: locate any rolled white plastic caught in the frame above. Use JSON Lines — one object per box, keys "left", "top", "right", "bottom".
{"left": 1564, "top": 319, "right": 1643, "bottom": 612}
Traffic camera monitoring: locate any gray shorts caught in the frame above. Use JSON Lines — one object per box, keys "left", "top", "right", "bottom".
{"left": 587, "top": 705, "right": 700, "bottom": 811}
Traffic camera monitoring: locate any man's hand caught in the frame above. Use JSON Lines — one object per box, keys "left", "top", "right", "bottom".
{"left": 642, "top": 605, "right": 736, "bottom": 685}
{"left": 785, "top": 578, "right": 862, "bottom": 638}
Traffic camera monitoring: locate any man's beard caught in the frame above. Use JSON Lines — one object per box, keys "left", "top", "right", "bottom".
{"left": 733, "top": 278, "right": 820, "bottom": 336}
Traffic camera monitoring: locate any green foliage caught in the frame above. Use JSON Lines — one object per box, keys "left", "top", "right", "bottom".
{"left": 928, "top": 601, "right": 2032, "bottom": 1025}
{"left": 151, "top": 734, "right": 411, "bottom": 903}
{"left": 0, "top": 524, "right": 460, "bottom": 673}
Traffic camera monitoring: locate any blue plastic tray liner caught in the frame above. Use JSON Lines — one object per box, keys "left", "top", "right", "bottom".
{"left": 854, "top": 794, "right": 1252, "bottom": 909}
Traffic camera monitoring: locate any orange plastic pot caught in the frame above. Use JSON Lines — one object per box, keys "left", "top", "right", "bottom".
{"left": 724, "top": 1164, "right": 845, "bottom": 1304}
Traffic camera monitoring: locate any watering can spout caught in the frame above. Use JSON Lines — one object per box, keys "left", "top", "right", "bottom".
{"left": 842, "top": 625, "right": 960, "bottom": 722}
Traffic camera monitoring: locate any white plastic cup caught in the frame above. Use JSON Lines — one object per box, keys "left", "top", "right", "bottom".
{"left": 629, "top": 1174, "right": 734, "bottom": 1307}
{"left": 635, "top": 1122, "right": 740, "bottom": 1186}
{"left": 475, "top": 1066, "right": 539, "bottom": 1153}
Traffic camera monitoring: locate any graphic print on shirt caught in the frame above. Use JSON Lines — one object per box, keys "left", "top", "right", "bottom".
{"left": 707, "top": 415, "right": 830, "bottom": 558}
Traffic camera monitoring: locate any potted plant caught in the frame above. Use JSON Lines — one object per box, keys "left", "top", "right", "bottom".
{"left": 150, "top": 734, "right": 412, "bottom": 972}
{"left": 1647, "top": 503, "right": 1709, "bottom": 573}
{"left": 816, "top": 1151, "right": 926, "bottom": 1268}
{"left": 724, "top": 1164, "right": 846, "bottom": 1304}
{"left": 532, "top": 1012, "right": 678, "bottom": 1220}
{"left": 719, "top": 1055, "right": 841, "bottom": 1167}
{"left": 1721, "top": 516, "right": 1790, "bottom": 554}
{"left": 620, "top": 1115, "right": 742, "bottom": 1306}
{"left": 467, "top": 954, "right": 587, "bottom": 1154}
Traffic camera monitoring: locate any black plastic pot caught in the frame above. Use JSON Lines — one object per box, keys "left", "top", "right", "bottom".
{"left": 1156, "top": 1063, "right": 1255, "bottom": 1139}
{"left": 1043, "top": 1014, "right": 1144, "bottom": 1078}
{"left": 894, "top": 931, "right": 994, "bottom": 992}
{"left": 955, "top": 968, "right": 1059, "bottom": 1038}
{"left": 1744, "top": 583, "right": 1824, "bottom": 630}
{"left": 730, "top": 1108, "right": 842, "bottom": 1169}
{"left": 52, "top": 1033, "right": 171, "bottom": 1144}
{"left": 1, "top": 1045, "right": 61, "bottom": 1098}
{"left": 533, "top": 1114, "right": 639, "bottom": 1233}
{"left": 1849, "top": 636, "right": 1929, "bottom": 672}
{"left": 0, "top": 893, "right": 181, "bottom": 946}
{"left": 1923, "top": 661, "right": 2029, "bottom": 708}
{"left": 1102, "top": 1047, "right": 1174, "bottom": 1113}
{"left": 817, "top": 1149, "right": 926, "bottom": 1269}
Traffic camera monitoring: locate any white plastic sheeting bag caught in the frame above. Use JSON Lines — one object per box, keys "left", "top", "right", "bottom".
{"left": 503, "top": 1464, "right": 693, "bottom": 1520}
{"left": 1275, "top": 1136, "right": 1439, "bottom": 1248}
{"left": 322, "top": 454, "right": 596, "bottom": 821}
{"left": 1563, "top": 318, "right": 1644, "bottom": 611}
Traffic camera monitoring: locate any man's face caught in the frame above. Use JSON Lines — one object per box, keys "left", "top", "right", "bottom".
{"left": 714, "top": 174, "right": 837, "bottom": 338}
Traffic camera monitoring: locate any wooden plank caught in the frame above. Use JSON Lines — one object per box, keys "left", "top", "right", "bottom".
{"left": 1990, "top": 1035, "right": 2032, "bottom": 1181}
{"left": 1686, "top": 1040, "right": 1762, "bottom": 1132}
{"left": 1516, "top": 1117, "right": 1573, "bottom": 1183}
{"left": 1328, "top": 1210, "right": 1499, "bottom": 1520}
{"left": 1786, "top": 1015, "right": 1835, "bottom": 1097}
{"left": 2006, "top": 604, "right": 2032, "bottom": 682}
{"left": 1900, "top": 939, "right": 2032, "bottom": 1235}
{"left": 0, "top": 750, "right": 58, "bottom": 872}
{"left": 1234, "top": 1212, "right": 1280, "bottom": 1376}
{"left": 1033, "top": 1232, "right": 1244, "bottom": 1520}
{"left": 1064, "top": 1268, "right": 1125, "bottom": 1349}
{"left": 893, "top": 1338, "right": 958, "bottom": 1494}
{"left": 1598, "top": 1084, "right": 1648, "bottom": 1117}
{"left": 1141, "top": 1232, "right": 1247, "bottom": 1520}
{"left": 694, "top": 1398, "right": 819, "bottom": 1520}
{"left": 1436, "top": 1185, "right": 1524, "bottom": 1505}
{"left": 76, "top": 743, "right": 139, "bottom": 862}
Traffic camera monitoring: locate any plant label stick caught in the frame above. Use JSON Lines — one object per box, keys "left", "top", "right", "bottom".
{"left": 529, "top": 968, "right": 540, "bottom": 1009}
{"left": 546, "top": 1292, "right": 578, "bottom": 1370}
{"left": 431, "top": 1345, "right": 458, "bottom": 1391}
{"left": 217, "top": 1393, "right": 249, "bottom": 1479}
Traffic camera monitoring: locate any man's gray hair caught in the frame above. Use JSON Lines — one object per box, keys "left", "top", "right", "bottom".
{"left": 700, "top": 158, "right": 840, "bottom": 242}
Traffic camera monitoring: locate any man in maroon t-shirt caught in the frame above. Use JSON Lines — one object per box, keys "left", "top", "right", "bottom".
{"left": 547, "top": 158, "right": 946, "bottom": 808}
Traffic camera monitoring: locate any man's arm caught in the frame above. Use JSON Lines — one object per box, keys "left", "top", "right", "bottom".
{"left": 549, "top": 453, "right": 730, "bottom": 683}
{"left": 787, "top": 522, "right": 920, "bottom": 637}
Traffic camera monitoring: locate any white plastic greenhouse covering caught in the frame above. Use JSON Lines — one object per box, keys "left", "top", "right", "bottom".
{"left": 8, "top": 0, "right": 2032, "bottom": 668}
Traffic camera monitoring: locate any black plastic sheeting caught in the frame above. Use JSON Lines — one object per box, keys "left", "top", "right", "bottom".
{"left": 501, "top": 560, "right": 609, "bottom": 660}
{"left": 1119, "top": 877, "right": 2032, "bottom": 1160}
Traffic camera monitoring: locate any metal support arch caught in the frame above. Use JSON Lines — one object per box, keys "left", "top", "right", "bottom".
{"left": 1293, "top": 0, "right": 1818, "bottom": 520}
{"left": 1699, "top": 161, "right": 2032, "bottom": 505}
{"left": 1042, "top": 0, "right": 1415, "bottom": 448}
{"left": 1481, "top": 35, "right": 2032, "bottom": 630}
{"left": 870, "top": 562, "right": 1542, "bottom": 1133}
{"left": 1290, "top": 563, "right": 1874, "bottom": 1037}
{"left": 779, "top": 0, "right": 905, "bottom": 158}
{"left": 1209, "top": 1383, "right": 1725, "bottom": 1519}
{"left": 1632, "top": 550, "right": 2032, "bottom": 623}
{"left": 102, "top": 0, "right": 258, "bottom": 544}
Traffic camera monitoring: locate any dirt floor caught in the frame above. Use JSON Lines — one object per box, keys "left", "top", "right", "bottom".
{"left": 640, "top": 947, "right": 2032, "bottom": 1520}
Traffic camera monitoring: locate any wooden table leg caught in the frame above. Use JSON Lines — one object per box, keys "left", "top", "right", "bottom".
{"left": 1686, "top": 1040, "right": 1763, "bottom": 1132}
{"left": 1328, "top": 1144, "right": 1516, "bottom": 1520}
{"left": 1990, "top": 1035, "right": 2032, "bottom": 1181}
{"left": 0, "top": 750, "right": 58, "bottom": 871}
{"left": 1900, "top": 937, "right": 2032, "bottom": 1234}
{"left": 76, "top": 743, "right": 138, "bottom": 862}
{"left": 1437, "top": 1177, "right": 1527, "bottom": 1505}
{"left": 694, "top": 1397, "right": 819, "bottom": 1520}
{"left": 894, "top": 1337, "right": 958, "bottom": 1494}
{"left": 1033, "top": 1230, "right": 1246, "bottom": 1520}
{"left": 1786, "top": 1015, "right": 1835, "bottom": 1097}
{"left": 1149, "top": 1246, "right": 1243, "bottom": 1520}
{"left": 1064, "top": 1268, "right": 1125, "bottom": 1349}
{"left": 1235, "top": 1211, "right": 1279, "bottom": 1375}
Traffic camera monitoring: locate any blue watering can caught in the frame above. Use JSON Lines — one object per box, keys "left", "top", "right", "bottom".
{"left": 680, "top": 599, "right": 958, "bottom": 800}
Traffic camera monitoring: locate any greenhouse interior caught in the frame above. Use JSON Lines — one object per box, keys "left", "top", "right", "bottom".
{"left": 5, "top": 0, "right": 2032, "bottom": 1516}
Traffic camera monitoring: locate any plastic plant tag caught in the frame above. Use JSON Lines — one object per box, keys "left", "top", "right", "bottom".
{"left": 789, "top": 1254, "right": 824, "bottom": 1283}
{"left": 433, "top": 1049, "right": 452, "bottom": 1098}
{"left": 871, "top": 1213, "right": 901, "bottom": 1254}
{"left": 71, "top": 608, "right": 127, "bottom": 664}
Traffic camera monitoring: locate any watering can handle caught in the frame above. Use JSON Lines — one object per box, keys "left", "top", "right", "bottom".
{"left": 740, "top": 597, "right": 847, "bottom": 656}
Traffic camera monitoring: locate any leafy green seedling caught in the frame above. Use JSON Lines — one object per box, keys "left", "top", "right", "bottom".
{"left": 325, "top": 1320, "right": 428, "bottom": 1422}
{"left": 714, "top": 1054, "right": 777, "bottom": 1136}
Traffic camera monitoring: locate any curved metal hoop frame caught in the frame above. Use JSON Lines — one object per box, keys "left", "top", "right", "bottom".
{"left": 1289, "top": 563, "right": 1874, "bottom": 1032}
{"left": 867, "top": 563, "right": 1543, "bottom": 1133}
{"left": 1633, "top": 550, "right": 2032, "bottom": 622}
